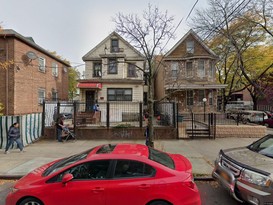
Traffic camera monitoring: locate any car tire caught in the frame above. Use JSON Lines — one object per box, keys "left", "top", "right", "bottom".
{"left": 19, "top": 197, "right": 43, "bottom": 205}
{"left": 264, "top": 123, "right": 269, "bottom": 127}
{"left": 149, "top": 200, "right": 170, "bottom": 205}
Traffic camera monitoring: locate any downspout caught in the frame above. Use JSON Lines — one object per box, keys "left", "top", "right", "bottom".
{"left": 5, "top": 36, "right": 9, "bottom": 115}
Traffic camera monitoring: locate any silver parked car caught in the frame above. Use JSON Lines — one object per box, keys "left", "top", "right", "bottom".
{"left": 212, "top": 134, "right": 273, "bottom": 204}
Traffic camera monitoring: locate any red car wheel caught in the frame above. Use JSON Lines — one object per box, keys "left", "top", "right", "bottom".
{"left": 19, "top": 197, "right": 43, "bottom": 205}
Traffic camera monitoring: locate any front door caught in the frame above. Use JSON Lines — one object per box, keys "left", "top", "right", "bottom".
{"left": 86, "top": 91, "right": 95, "bottom": 112}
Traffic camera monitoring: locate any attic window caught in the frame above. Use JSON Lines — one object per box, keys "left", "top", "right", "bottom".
{"left": 186, "top": 41, "right": 194, "bottom": 54}
{"left": 111, "top": 39, "right": 119, "bottom": 52}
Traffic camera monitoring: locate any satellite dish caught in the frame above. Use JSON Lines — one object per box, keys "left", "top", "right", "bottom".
{"left": 26, "top": 51, "right": 38, "bottom": 60}
{"left": 63, "top": 67, "right": 68, "bottom": 73}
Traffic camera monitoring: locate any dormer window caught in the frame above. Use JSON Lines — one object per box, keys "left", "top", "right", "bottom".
{"left": 111, "top": 39, "right": 119, "bottom": 53}
{"left": 186, "top": 41, "right": 194, "bottom": 54}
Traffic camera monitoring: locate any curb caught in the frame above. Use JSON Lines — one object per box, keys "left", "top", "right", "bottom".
{"left": 0, "top": 175, "right": 23, "bottom": 180}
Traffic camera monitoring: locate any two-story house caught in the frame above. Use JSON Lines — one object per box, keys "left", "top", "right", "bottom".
{"left": 155, "top": 29, "right": 227, "bottom": 113}
{"left": 0, "top": 29, "right": 70, "bottom": 115}
{"left": 79, "top": 32, "right": 146, "bottom": 122}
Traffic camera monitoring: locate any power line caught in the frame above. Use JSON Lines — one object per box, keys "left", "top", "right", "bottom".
{"left": 186, "top": 0, "right": 199, "bottom": 21}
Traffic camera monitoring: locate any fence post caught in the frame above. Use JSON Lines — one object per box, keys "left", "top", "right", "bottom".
{"left": 57, "top": 101, "right": 60, "bottom": 117}
{"left": 139, "top": 102, "right": 143, "bottom": 128}
{"left": 172, "top": 102, "right": 176, "bottom": 128}
{"left": 41, "top": 100, "right": 45, "bottom": 136}
{"left": 176, "top": 103, "right": 179, "bottom": 139}
{"left": 208, "top": 113, "right": 211, "bottom": 138}
{"left": 106, "top": 102, "right": 110, "bottom": 128}
{"left": 213, "top": 113, "right": 217, "bottom": 139}
{"left": 73, "top": 101, "right": 77, "bottom": 136}
{"left": 191, "top": 112, "right": 194, "bottom": 139}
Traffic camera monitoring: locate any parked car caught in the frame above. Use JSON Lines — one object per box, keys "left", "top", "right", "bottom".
{"left": 263, "top": 117, "right": 273, "bottom": 128}
{"left": 212, "top": 134, "right": 273, "bottom": 204}
{"left": 265, "top": 111, "right": 273, "bottom": 118}
{"left": 6, "top": 143, "right": 201, "bottom": 205}
{"left": 227, "top": 110, "right": 268, "bottom": 124}
{"left": 242, "top": 110, "right": 268, "bottom": 123}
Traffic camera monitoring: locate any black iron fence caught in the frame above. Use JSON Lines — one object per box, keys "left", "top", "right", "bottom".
{"left": 43, "top": 101, "right": 176, "bottom": 129}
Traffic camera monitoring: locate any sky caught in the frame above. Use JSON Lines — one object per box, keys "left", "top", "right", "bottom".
{"left": 0, "top": 0, "right": 208, "bottom": 72}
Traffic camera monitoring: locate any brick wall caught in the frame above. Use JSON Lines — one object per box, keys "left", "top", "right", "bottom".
{"left": 216, "top": 125, "right": 266, "bottom": 138}
{"left": 0, "top": 36, "right": 69, "bottom": 115}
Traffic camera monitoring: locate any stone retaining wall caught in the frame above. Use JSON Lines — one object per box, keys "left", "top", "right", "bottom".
{"left": 216, "top": 125, "right": 266, "bottom": 138}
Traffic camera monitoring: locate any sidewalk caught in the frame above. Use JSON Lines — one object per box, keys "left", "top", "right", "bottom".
{"left": 0, "top": 138, "right": 260, "bottom": 179}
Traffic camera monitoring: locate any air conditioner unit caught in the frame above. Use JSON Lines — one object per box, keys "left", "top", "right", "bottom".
{"left": 53, "top": 72, "right": 58, "bottom": 77}
{"left": 38, "top": 98, "right": 44, "bottom": 104}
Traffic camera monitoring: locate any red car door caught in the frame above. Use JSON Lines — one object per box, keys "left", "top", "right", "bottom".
{"left": 45, "top": 180, "right": 108, "bottom": 205}
{"left": 45, "top": 160, "right": 111, "bottom": 205}
{"left": 105, "top": 160, "right": 156, "bottom": 205}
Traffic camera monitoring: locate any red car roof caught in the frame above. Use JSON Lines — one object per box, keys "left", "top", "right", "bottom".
{"left": 90, "top": 143, "right": 149, "bottom": 158}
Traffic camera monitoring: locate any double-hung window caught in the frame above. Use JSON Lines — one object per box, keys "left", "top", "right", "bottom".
{"left": 198, "top": 90, "right": 205, "bottom": 103}
{"left": 108, "top": 59, "right": 117, "bottom": 74}
{"left": 52, "top": 62, "right": 58, "bottom": 77}
{"left": 208, "top": 61, "right": 214, "bottom": 78}
{"left": 93, "top": 62, "right": 102, "bottom": 77}
{"left": 38, "top": 88, "right": 45, "bottom": 104}
{"left": 186, "top": 62, "right": 193, "bottom": 77}
{"left": 127, "top": 63, "right": 136, "bottom": 77}
{"left": 171, "top": 62, "right": 178, "bottom": 77}
{"left": 186, "top": 90, "right": 193, "bottom": 106}
{"left": 38, "top": 57, "right": 46, "bottom": 72}
{"left": 198, "top": 60, "right": 205, "bottom": 78}
{"left": 209, "top": 91, "right": 213, "bottom": 105}
{"left": 52, "top": 90, "right": 58, "bottom": 101}
{"left": 111, "top": 39, "right": 119, "bottom": 53}
{"left": 186, "top": 41, "right": 194, "bottom": 54}
{"left": 107, "top": 88, "right": 132, "bottom": 101}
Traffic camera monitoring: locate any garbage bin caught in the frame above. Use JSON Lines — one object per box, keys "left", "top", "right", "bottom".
{"left": 178, "top": 115, "right": 184, "bottom": 122}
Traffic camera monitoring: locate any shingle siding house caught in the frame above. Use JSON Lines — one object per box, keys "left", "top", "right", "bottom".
{"left": 155, "top": 29, "right": 227, "bottom": 113}
{"left": 0, "top": 29, "right": 70, "bottom": 115}
{"left": 79, "top": 32, "right": 146, "bottom": 121}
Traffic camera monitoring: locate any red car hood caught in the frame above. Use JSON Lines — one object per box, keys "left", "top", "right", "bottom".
{"left": 15, "top": 159, "right": 60, "bottom": 188}
{"left": 170, "top": 154, "right": 192, "bottom": 173}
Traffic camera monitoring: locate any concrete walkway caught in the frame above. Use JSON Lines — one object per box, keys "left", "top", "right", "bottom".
{"left": 0, "top": 138, "right": 260, "bottom": 178}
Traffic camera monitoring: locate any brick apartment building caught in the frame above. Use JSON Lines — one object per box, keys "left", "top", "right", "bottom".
{"left": 0, "top": 29, "right": 70, "bottom": 115}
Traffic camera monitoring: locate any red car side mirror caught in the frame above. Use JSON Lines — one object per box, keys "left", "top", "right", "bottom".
{"left": 62, "top": 173, "right": 73, "bottom": 184}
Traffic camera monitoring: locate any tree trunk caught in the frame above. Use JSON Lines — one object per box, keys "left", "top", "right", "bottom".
{"left": 147, "top": 65, "right": 155, "bottom": 147}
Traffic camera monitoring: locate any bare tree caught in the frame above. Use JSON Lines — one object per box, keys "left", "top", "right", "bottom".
{"left": 245, "top": 0, "right": 273, "bottom": 38}
{"left": 113, "top": 4, "right": 176, "bottom": 146}
{"left": 190, "top": 0, "right": 273, "bottom": 110}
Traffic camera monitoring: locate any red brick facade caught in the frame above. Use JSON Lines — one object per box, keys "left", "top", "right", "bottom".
{"left": 0, "top": 30, "right": 70, "bottom": 115}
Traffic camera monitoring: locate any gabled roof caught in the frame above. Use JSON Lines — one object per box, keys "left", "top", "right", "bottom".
{"left": 165, "top": 29, "right": 217, "bottom": 58}
{"left": 0, "top": 29, "right": 70, "bottom": 67}
{"left": 82, "top": 31, "right": 145, "bottom": 61}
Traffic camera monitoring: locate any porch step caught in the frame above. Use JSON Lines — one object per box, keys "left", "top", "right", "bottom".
{"left": 186, "top": 129, "right": 210, "bottom": 138}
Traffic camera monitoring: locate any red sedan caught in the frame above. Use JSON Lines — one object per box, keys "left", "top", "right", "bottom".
{"left": 6, "top": 143, "right": 201, "bottom": 205}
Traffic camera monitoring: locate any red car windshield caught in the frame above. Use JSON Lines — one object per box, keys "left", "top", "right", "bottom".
{"left": 43, "top": 148, "right": 95, "bottom": 176}
{"left": 148, "top": 147, "right": 175, "bottom": 169}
